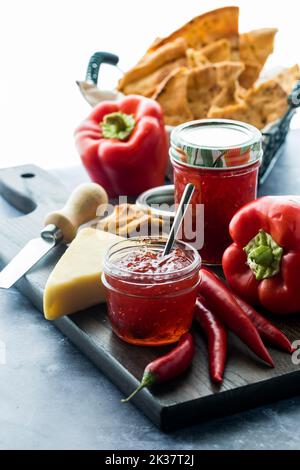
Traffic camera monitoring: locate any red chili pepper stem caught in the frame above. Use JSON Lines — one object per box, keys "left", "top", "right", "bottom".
{"left": 121, "top": 371, "right": 156, "bottom": 403}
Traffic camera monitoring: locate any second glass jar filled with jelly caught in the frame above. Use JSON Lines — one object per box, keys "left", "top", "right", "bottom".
{"left": 170, "top": 119, "right": 263, "bottom": 265}
{"left": 102, "top": 237, "right": 201, "bottom": 346}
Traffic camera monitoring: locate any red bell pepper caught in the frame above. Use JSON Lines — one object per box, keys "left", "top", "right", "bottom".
{"left": 223, "top": 196, "right": 300, "bottom": 314}
{"left": 75, "top": 95, "right": 168, "bottom": 198}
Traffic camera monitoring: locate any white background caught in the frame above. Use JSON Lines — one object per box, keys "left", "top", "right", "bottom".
{"left": 0, "top": 0, "right": 299, "bottom": 170}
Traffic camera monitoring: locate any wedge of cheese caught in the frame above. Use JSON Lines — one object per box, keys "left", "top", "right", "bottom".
{"left": 43, "top": 228, "right": 123, "bottom": 320}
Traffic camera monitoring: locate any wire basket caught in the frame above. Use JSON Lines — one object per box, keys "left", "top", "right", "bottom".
{"left": 259, "top": 81, "right": 300, "bottom": 184}
{"left": 82, "top": 52, "right": 300, "bottom": 185}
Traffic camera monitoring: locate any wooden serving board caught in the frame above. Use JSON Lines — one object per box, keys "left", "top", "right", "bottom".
{"left": 0, "top": 163, "right": 300, "bottom": 432}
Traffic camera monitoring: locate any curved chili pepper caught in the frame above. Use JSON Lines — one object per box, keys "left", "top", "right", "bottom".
{"left": 199, "top": 269, "right": 274, "bottom": 367}
{"left": 233, "top": 295, "right": 294, "bottom": 354}
{"left": 194, "top": 296, "right": 227, "bottom": 383}
{"left": 122, "top": 333, "right": 195, "bottom": 403}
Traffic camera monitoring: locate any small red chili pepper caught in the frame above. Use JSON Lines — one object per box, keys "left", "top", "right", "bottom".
{"left": 194, "top": 296, "right": 227, "bottom": 383}
{"left": 122, "top": 333, "right": 195, "bottom": 403}
{"left": 199, "top": 269, "right": 274, "bottom": 367}
{"left": 233, "top": 294, "right": 294, "bottom": 354}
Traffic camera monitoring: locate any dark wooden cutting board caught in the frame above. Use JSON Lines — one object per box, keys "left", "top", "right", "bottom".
{"left": 0, "top": 162, "right": 300, "bottom": 432}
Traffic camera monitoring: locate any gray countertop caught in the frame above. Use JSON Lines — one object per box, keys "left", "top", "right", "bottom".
{"left": 0, "top": 131, "right": 300, "bottom": 450}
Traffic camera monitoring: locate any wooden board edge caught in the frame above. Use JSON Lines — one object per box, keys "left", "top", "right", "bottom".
{"left": 161, "top": 369, "right": 300, "bottom": 431}
{"left": 54, "top": 315, "right": 164, "bottom": 428}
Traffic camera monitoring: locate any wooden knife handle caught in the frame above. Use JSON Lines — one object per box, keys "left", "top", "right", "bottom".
{"left": 44, "top": 183, "right": 108, "bottom": 243}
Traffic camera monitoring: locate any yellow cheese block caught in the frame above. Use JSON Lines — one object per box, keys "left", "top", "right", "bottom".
{"left": 43, "top": 228, "right": 123, "bottom": 320}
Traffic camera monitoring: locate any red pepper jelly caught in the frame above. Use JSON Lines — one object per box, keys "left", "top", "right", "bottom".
{"left": 102, "top": 238, "right": 201, "bottom": 346}
{"left": 170, "top": 119, "right": 262, "bottom": 265}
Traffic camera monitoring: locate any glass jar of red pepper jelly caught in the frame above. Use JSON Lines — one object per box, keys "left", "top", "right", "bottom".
{"left": 170, "top": 119, "right": 262, "bottom": 265}
{"left": 102, "top": 238, "right": 201, "bottom": 346}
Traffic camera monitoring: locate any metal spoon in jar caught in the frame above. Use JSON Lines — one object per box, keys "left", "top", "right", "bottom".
{"left": 162, "top": 183, "right": 195, "bottom": 257}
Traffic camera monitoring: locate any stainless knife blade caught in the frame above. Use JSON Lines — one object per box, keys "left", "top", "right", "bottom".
{"left": 0, "top": 225, "right": 63, "bottom": 289}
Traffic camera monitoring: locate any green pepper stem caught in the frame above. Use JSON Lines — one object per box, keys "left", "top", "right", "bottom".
{"left": 101, "top": 112, "right": 136, "bottom": 141}
{"left": 244, "top": 229, "right": 283, "bottom": 281}
{"left": 248, "top": 245, "right": 273, "bottom": 266}
{"left": 121, "top": 371, "right": 155, "bottom": 403}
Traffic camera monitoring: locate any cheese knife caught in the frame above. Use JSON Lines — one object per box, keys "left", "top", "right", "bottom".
{"left": 0, "top": 182, "right": 108, "bottom": 289}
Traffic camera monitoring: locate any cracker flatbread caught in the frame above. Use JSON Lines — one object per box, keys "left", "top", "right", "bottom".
{"left": 209, "top": 102, "right": 262, "bottom": 127}
{"left": 274, "top": 64, "right": 300, "bottom": 94}
{"left": 187, "top": 39, "right": 231, "bottom": 68}
{"left": 186, "top": 49, "right": 209, "bottom": 68}
{"left": 212, "top": 81, "right": 245, "bottom": 108}
{"left": 239, "top": 28, "right": 277, "bottom": 88}
{"left": 148, "top": 7, "right": 240, "bottom": 59}
{"left": 187, "top": 62, "right": 244, "bottom": 119}
{"left": 118, "top": 38, "right": 187, "bottom": 96}
{"left": 239, "top": 63, "right": 261, "bottom": 89}
{"left": 198, "top": 39, "right": 231, "bottom": 63}
{"left": 209, "top": 78, "right": 288, "bottom": 129}
{"left": 153, "top": 68, "right": 193, "bottom": 126}
{"left": 153, "top": 61, "right": 244, "bottom": 124}
{"left": 120, "top": 57, "right": 187, "bottom": 97}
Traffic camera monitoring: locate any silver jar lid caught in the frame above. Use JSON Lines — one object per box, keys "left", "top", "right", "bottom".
{"left": 136, "top": 185, "right": 175, "bottom": 219}
{"left": 170, "top": 119, "right": 262, "bottom": 169}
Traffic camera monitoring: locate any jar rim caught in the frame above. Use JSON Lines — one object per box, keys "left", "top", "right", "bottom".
{"left": 103, "top": 236, "right": 201, "bottom": 282}
{"left": 170, "top": 148, "right": 262, "bottom": 171}
{"left": 101, "top": 271, "right": 200, "bottom": 299}
{"left": 171, "top": 119, "right": 262, "bottom": 150}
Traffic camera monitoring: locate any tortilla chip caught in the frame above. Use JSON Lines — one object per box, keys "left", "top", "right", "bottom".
{"left": 120, "top": 57, "right": 187, "bottom": 97}
{"left": 148, "top": 7, "right": 240, "bottom": 59}
{"left": 212, "top": 81, "right": 244, "bottom": 108}
{"left": 187, "top": 40, "right": 231, "bottom": 68}
{"left": 118, "top": 38, "right": 187, "bottom": 95}
{"left": 198, "top": 39, "right": 231, "bottom": 63}
{"left": 186, "top": 49, "right": 209, "bottom": 68}
{"left": 239, "top": 63, "right": 261, "bottom": 89}
{"left": 187, "top": 62, "right": 244, "bottom": 119}
{"left": 240, "top": 28, "right": 278, "bottom": 66}
{"left": 215, "top": 61, "right": 245, "bottom": 86}
{"left": 208, "top": 102, "right": 263, "bottom": 127}
{"left": 209, "top": 78, "right": 288, "bottom": 129}
{"left": 247, "top": 79, "right": 288, "bottom": 125}
{"left": 153, "top": 61, "right": 244, "bottom": 124}
{"left": 239, "top": 28, "right": 277, "bottom": 88}
{"left": 153, "top": 68, "right": 193, "bottom": 126}
{"left": 273, "top": 64, "right": 300, "bottom": 94}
